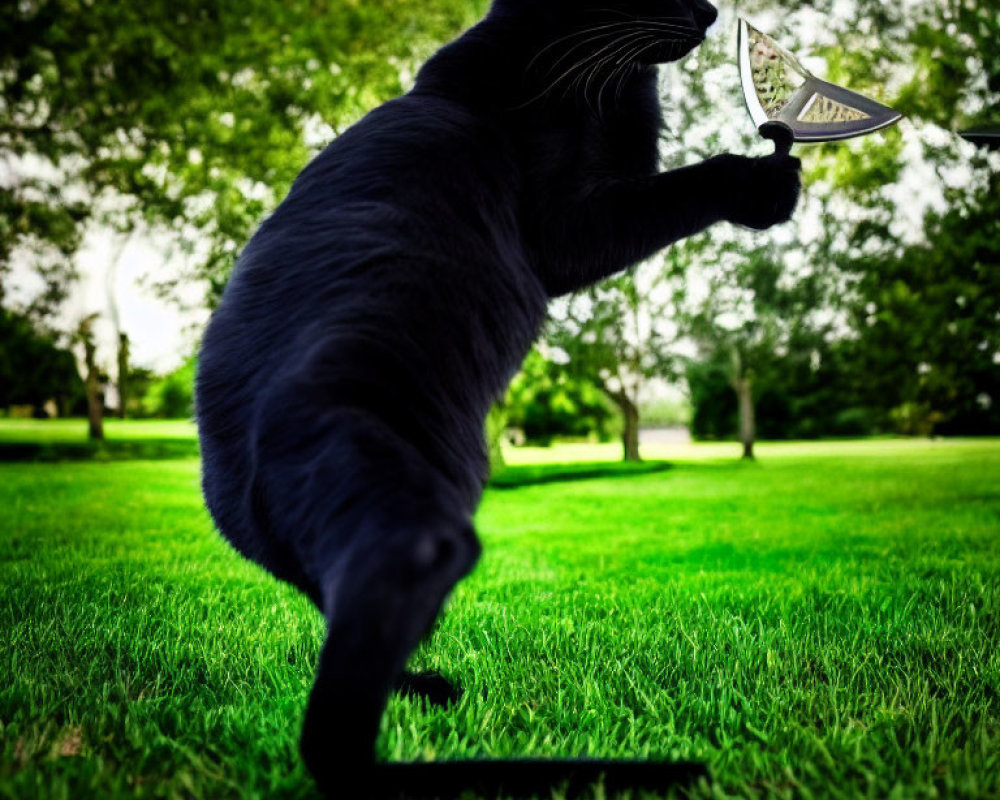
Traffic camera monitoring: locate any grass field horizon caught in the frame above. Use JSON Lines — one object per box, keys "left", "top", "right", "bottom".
{"left": 0, "top": 416, "right": 988, "bottom": 465}
{"left": 1, "top": 421, "right": 998, "bottom": 798}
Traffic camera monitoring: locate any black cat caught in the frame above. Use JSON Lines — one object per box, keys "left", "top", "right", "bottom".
{"left": 196, "top": 0, "right": 800, "bottom": 796}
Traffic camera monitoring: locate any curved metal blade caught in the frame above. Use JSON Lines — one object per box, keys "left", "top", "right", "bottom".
{"left": 738, "top": 18, "right": 903, "bottom": 143}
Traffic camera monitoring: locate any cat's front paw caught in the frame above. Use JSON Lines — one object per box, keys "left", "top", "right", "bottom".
{"left": 715, "top": 152, "right": 802, "bottom": 231}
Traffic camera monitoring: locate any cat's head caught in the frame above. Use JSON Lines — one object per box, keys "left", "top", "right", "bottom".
{"left": 493, "top": 0, "right": 718, "bottom": 66}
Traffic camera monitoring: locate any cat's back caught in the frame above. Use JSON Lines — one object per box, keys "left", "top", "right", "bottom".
{"left": 200, "top": 92, "right": 534, "bottom": 402}
{"left": 197, "top": 90, "right": 544, "bottom": 528}
{"left": 209, "top": 93, "right": 522, "bottom": 341}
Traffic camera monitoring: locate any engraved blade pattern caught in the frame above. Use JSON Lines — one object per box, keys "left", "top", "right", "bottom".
{"left": 798, "top": 93, "right": 870, "bottom": 123}
{"left": 746, "top": 24, "right": 808, "bottom": 119}
{"left": 738, "top": 18, "right": 903, "bottom": 143}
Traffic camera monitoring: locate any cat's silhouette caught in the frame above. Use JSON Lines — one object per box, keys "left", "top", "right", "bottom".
{"left": 196, "top": 0, "right": 799, "bottom": 796}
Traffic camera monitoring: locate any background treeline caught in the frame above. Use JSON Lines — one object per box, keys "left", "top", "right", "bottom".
{"left": 1, "top": 0, "right": 997, "bottom": 455}
{"left": 0, "top": 309, "right": 195, "bottom": 419}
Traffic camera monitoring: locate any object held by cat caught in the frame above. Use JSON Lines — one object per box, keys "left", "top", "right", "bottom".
{"left": 196, "top": 0, "right": 800, "bottom": 795}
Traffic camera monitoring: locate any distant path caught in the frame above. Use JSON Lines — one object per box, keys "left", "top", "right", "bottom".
{"left": 639, "top": 426, "right": 692, "bottom": 445}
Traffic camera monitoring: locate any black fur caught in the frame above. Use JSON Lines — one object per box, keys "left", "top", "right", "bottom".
{"left": 196, "top": 0, "right": 799, "bottom": 795}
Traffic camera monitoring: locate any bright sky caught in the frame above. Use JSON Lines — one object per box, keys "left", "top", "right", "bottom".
{"left": 69, "top": 230, "right": 207, "bottom": 373}
{"left": 9, "top": 224, "right": 206, "bottom": 374}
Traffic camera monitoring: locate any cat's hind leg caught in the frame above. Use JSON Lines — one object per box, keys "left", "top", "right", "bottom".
{"left": 302, "top": 511, "right": 479, "bottom": 795}
{"left": 252, "top": 402, "right": 480, "bottom": 796}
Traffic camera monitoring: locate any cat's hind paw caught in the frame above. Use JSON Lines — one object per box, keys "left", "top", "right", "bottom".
{"left": 394, "top": 671, "right": 463, "bottom": 707}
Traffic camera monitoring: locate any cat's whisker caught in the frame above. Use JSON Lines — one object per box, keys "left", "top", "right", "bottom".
{"left": 645, "top": 14, "right": 702, "bottom": 26}
{"left": 577, "top": 29, "right": 691, "bottom": 117}
{"left": 614, "top": 35, "right": 661, "bottom": 64}
{"left": 599, "top": 34, "right": 680, "bottom": 115}
{"left": 591, "top": 34, "right": 659, "bottom": 113}
{"left": 517, "top": 33, "right": 614, "bottom": 109}
{"left": 593, "top": 32, "right": 652, "bottom": 74}
{"left": 612, "top": 38, "right": 663, "bottom": 105}
{"left": 601, "top": 11, "right": 704, "bottom": 39}
{"left": 583, "top": 32, "right": 661, "bottom": 116}
{"left": 541, "top": 33, "right": 643, "bottom": 106}
{"left": 595, "top": 31, "right": 691, "bottom": 116}
{"left": 526, "top": 21, "right": 649, "bottom": 74}
{"left": 540, "top": 26, "right": 640, "bottom": 78}
{"left": 614, "top": 63, "right": 632, "bottom": 107}
{"left": 597, "top": 60, "right": 630, "bottom": 116}
{"left": 572, "top": 49, "right": 619, "bottom": 113}
{"left": 528, "top": 17, "right": 697, "bottom": 80}
{"left": 642, "top": 21, "right": 703, "bottom": 39}
{"left": 519, "top": 10, "right": 704, "bottom": 113}
{"left": 590, "top": 8, "right": 692, "bottom": 23}
{"left": 591, "top": 8, "right": 703, "bottom": 32}
{"left": 634, "top": 39, "right": 669, "bottom": 66}
{"left": 578, "top": 30, "right": 645, "bottom": 85}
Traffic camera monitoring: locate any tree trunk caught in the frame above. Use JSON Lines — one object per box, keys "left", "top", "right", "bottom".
{"left": 84, "top": 339, "right": 104, "bottom": 441}
{"left": 603, "top": 385, "right": 642, "bottom": 462}
{"left": 116, "top": 332, "right": 130, "bottom": 419}
{"left": 621, "top": 395, "right": 641, "bottom": 462}
{"left": 734, "top": 376, "right": 754, "bottom": 460}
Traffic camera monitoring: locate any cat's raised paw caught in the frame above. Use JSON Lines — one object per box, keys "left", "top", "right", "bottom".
{"left": 715, "top": 152, "right": 802, "bottom": 231}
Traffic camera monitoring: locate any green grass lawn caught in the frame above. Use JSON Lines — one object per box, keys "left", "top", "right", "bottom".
{"left": 0, "top": 419, "right": 199, "bottom": 462}
{"left": 1, "top": 424, "right": 998, "bottom": 799}
{"left": 0, "top": 419, "right": 197, "bottom": 443}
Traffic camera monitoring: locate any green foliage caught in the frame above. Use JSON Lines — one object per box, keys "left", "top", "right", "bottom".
{"left": 845, "top": 173, "right": 1000, "bottom": 435}
{"left": 687, "top": 351, "right": 884, "bottom": 441}
{"left": 1, "top": 438, "right": 999, "bottom": 797}
{"left": 1, "top": 0, "right": 486, "bottom": 308}
{"left": 665, "top": 0, "right": 1000, "bottom": 443}
{"left": 545, "top": 267, "right": 679, "bottom": 460}
{"left": 141, "top": 357, "right": 196, "bottom": 419}
{"left": 504, "top": 349, "right": 618, "bottom": 445}
{"left": 484, "top": 402, "right": 508, "bottom": 473}
{"left": 0, "top": 309, "right": 82, "bottom": 413}
{"left": 120, "top": 366, "right": 156, "bottom": 419}
{"left": 890, "top": 1, "right": 1000, "bottom": 131}
{"left": 687, "top": 357, "right": 737, "bottom": 441}
{"left": 638, "top": 397, "right": 690, "bottom": 427}
{"left": 3, "top": 0, "right": 998, "bottom": 440}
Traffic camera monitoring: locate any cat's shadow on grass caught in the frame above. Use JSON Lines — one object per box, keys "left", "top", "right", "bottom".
{"left": 360, "top": 758, "right": 708, "bottom": 799}
{"left": 489, "top": 460, "right": 673, "bottom": 490}
{"left": 0, "top": 439, "right": 199, "bottom": 462}
{"left": 361, "top": 676, "right": 708, "bottom": 799}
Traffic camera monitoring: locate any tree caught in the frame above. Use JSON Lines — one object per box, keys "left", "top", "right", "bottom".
{"left": 547, "top": 263, "right": 678, "bottom": 461}
{"left": 504, "top": 348, "right": 618, "bottom": 446}
{"left": 662, "top": 0, "right": 999, "bottom": 450}
{"left": 800, "top": 0, "right": 1000, "bottom": 436}
{"left": 843, "top": 171, "right": 1000, "bottom": 435}
{"left": 678, "top": 243, "right": 834, "bottom": 458}
{"left": 1, "top": 0, "right": 488, "bottom": 313}
{"left": 141, "top": 357, "right": 196, "bottom": 419}
{"left": 115, "top": 332, "right": 131, "bottom": 420}
{"left": 0, "top": 309, "right": 81, "bottom": 415}
{"left": 74, "top": 314, "right": 106, "bottom": 440}
{"left": 5, "top": 0, "right": 996, "bottom": 443}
